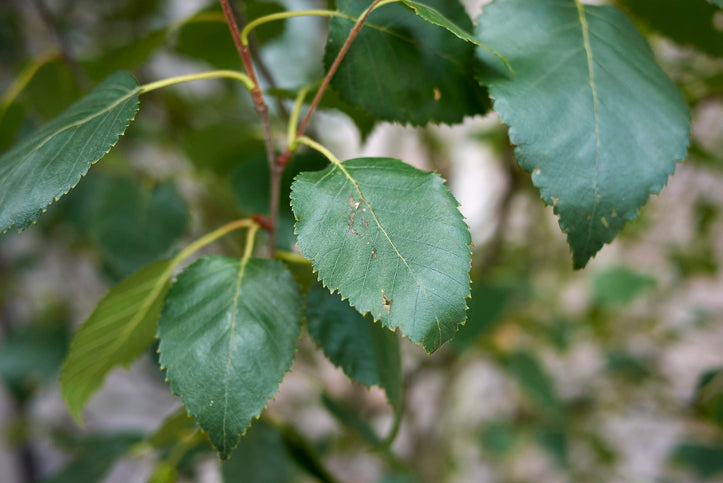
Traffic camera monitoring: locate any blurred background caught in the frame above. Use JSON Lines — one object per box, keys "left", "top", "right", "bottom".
{"left": 0, "top": 0, "right": 722, "bottom": 481}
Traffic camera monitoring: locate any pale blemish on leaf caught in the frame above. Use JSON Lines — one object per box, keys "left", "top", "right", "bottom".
{"left": 433, "top": 88, "right": 441, "bottom": 101}
{"left": 601, "top": 217, "right": 609, "bottom": 228}
{"left": 381, "top": 289, "right": 393, "bottom": 313}
{"left": 371, "top": 246, "right": 377, "bottom": 259}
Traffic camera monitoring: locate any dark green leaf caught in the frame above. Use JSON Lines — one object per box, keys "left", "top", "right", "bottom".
{"left": 148, "top": 409, "right": 198, "bottom": 449}
{"left": 321, "top": 393, "right": 381, "bottom": 446}
{"left": 222, "top": 421, "right": 294, "bottom": 483}
{"left": 0, "top": 102, "right": 24, "bottom": 153}
{"left": 157, "top": 256, "right": 302, "bottom": 460}
{"left": 591, "top": 267, "right": 656, "bottom": 307}
{"left": 479, "top": 421, "right": 519, "bottom": 457}
{"left": 61, "top": 260, "right": 172, "bottom": 422}
{"left": 307, "top": 283, "right": 402, "bottom": 411}
{"left": 476, "top": 0, "right": 690, "bottom": 268}
{"left": 40, "top": 434, "right": 141, "bottom": 483}
{"left": 183, "top": 123, "right": 264, "bottom": 175}
{"left": 671, "top": 442, "right": 723, "bottom": 478}
{"left": 87, "top": 179, "right": 188, "bottom": 277}
{"left": 81, "top": 29, "right": 167, "bottom": 81}
{"left": 291, "top": 157, "right": 471, "bottom": 353}
{"left": 0, "top": 320, "right": 69, "bottom": 400}
{"left": 451, "top": 281, "right": 511, "bottom": 352}
{"left": 326, "top": 0, "right": 489, "bottom": 125}
{"left": 694, "top": 369, "right": 723, "bottom": 426}
{"left": 616, "top": 0, "right": 723, "bottom": 57}
{"left": 502, "top": 351, "right": 561, "bottom": 418}
{"left": 0, "top": 71, "right": 140, "bottom": 234}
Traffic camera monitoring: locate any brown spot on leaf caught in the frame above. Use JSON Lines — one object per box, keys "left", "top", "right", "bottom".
{"left": 371, "top": 246, "right": 377, "bottom": 259}
{"left": 381, "top": 289, "right": 392, "bottom": 313}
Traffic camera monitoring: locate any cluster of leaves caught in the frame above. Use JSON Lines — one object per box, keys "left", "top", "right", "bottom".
{"left": 0, "top": 0, "right": 719, "bottom": 479}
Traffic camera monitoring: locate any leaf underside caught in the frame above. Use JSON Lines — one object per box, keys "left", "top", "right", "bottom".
{"left": 475, "top": 0, "right": 690, "bottom": 268}
{"left": 61, "top": 260, "right": 172, "bottom": 423}
{"left": 325, "top": 0, "right": 489, "bottom": 126}
{"left": 291, "top": 157, "right": 471, "bottom": 353}
{"left": 0, "top": 71, "right": 140, "bottom": 234}
{"left": 157, "top": 256, "right": 302, "bottom": 460}
{"left": 306, "top": 283, "right": 402, "bottom": 411}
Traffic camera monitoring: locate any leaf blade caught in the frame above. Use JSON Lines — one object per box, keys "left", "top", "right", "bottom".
{"left": 60, "top": 259, "right": 172, "bottom": 422}
{"left": 291, "top": 157, "right": 471, "bottom": 353}
{"left": 475, "top": 0, "right": 690, "bottom": 268}
{"left": 0, "top": 71, "right": 140, "bottom": 234}
{"left": 157, "top": 256, "right": 302, "bottom": 460}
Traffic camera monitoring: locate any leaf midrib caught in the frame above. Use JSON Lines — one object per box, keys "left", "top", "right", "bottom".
{"left": 333, "top": 162, "right": 444, "bottom": 346}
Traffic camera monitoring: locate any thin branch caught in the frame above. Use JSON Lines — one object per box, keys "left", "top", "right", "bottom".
{"left": 294, "top": 0, "right": 384, "bottom": 142}
{"left": 229, "top": 0, "right": 289, "bottom": 119}
{"left": 277, "top": 0, "right": 384, "bottom": 167}
{"left": 219, "top": 0, "right": 278, "bottom": 256}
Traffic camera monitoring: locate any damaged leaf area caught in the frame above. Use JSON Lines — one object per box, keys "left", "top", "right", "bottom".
{"left": 291, "top": 157, "right": 471, "bottom": 353}
{"left": 157, "top": 256, "right": 302, "bottom": 460}
{"left": 0, "top": 71, "right": 140, "bottom": 234}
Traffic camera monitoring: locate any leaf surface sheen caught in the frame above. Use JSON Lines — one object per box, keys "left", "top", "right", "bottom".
{"left": 157, "top": 256, "right": 302, "bottom": 460}
{"left": 325, "top": 0, "right": 489, "bottom": 126}
{"left": 306, "top": 283, "right": 402, "bottom": 411}
{"left": 61, "top": 260, "right": 172, "bottom": 422}
{"left": 475, "top": 0, "right": 690, "bottom": 267}
{"left": 291, "top": 157, "right": 471, "bottom": 353}
{"left": 0, "top": 71, "right": 140, "bottom": 234}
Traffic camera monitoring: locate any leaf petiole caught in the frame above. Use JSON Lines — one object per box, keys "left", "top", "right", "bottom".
{"left": 296, "top": 136, "right": 343, "bottom": 167}
{"left": 287, "top": 85, "right": 311, "bottom": 150}
{"left": 139, "top": 70, "right": 255, "bottom": 94}
{"left": 240, "top": 10, "right": 355, "bottom": 45}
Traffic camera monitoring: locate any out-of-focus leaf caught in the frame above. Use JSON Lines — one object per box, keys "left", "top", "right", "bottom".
{"left": 326, "top": 0, "right": 489, "bottom": 126}
{"left": 291, "top": 157, "right": 472, "bottom": 353}
{"left": 82, "top": 29, "right": 167, "bottom": 81}
{"left": 147, "top": 463, "right": 177, "bottom": 483}
{"left": 0, "top": 102, "right": 24, "bottom": 152}
{"left": 479, "top": 421, "right": 519, "bottom": 457}
{"left": 0, "top": 71, "right": 140, "bottom": 234}
{"left": 183, "top": 123, "right": 264, "bottom": 175}
{"left": 322, "top": 393, "right": 382, "bottom": 447}
{"left": 536, "top": 427, "right": 570, "bottom": 468}
{"left": 221, "top": 421, "right": 295, "bottom": 483}
{"left": 591, "top": 267, "right": 656, "bottom": 307}
{"left": 476, "top": 0, "right": 690, "bottom": 268}
{"left": 0, "top": 320, "right": 69, "bottom": 401}
{"left": 694, "top": 369, "right": 723, "bottom": 426}
{"left": 22, "top": 60, "right": 81, "bottom": 119}
{"left": 451, "top": 281, "right": 511, "bottom": 352}
{"left": 86, "top": 178, "right": 188, "bottom": 277}
{"left": 175, "top": 2, "right": 285, "bottom": 69}
{"left": 61, "top": 260, "right": 172, "bottom": 423}
{"left": 157, "top": 256, "right": 302, "bottom": 460}
{"left": 502, "top": 351, "right": 562, "bottom": 418}
{"left": 40, "top": 434, "right": 142, "bottom": 483}
{"left": 148, "top": 409, "right": 198, "bottom": 449}
{"left": 307, "top": 283, "right": 402, "bottom": 411}
{"left": 671, "top": 442, "right": 723, "bottom": 479}
{"left": 606, "top": 350, "right": 652, "bottom": 382}
{"left": 616, "top": 0, "right": 723, "bottom": 57}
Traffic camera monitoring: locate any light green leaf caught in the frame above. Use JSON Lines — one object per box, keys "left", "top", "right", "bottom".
{"left": 397, "top": 0, "right": 480, "bottom": 46}
{"left": 306, "top": 283, "right": 402, "bottom": 411}
{"left": 0, "top": 71, "right": 140, "bottom": 234}
{"left": 61, "top": 260, "right": 172, "bottom": 423}
{"left": 291, "top": 157, "right": 471, "bottom": 353}
{"left": 157, "top": 256, "right": 302, "bottom": 460}
{"left": 325, "top": 0, "right": 489, "bottom": 126}
{"left": 591, "top": 266, "right": 656, "bottom": 306}
{"left": 475, "top": 0, "right": 690, "bottom": 268}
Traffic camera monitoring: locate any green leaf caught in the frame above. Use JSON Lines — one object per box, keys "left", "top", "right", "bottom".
{"left": 616, "top": 0, "right": 723, "bottom": 57}
{"left": 40, "top": 434, "right": 142, "bottom": 483}
{"left": 291, "top": 157, "right": 471, "bottom": 353}
{"left": 157, "top": 256, "right": 302, "bottom": 460}
{"left": 87, "top": 179, "right": 188, "bottom": 277}
{"left": 221, "top": 421, "right": 294, "bottom": 483}
{"left": 709, "top": 0, "right": 723, "bottom": 7}
{"left": 306, "top": 282, "right": 402, "bottom": 411}
{"left": 321, "top": 393, "right": 382, "bottom": 446}
{"left": 0, "top": 71, "right": 140, "bottom": 234}
{"left": 325, "top": 0, "right": 489, "bottom": 126}
{"left": 61, "top": 260, "right": 172, "bottom": 423}
{"left": 502, "top": 351, "right": 562, "bottom": 419}
{"left": 672, "top": 442, "right": 723, "bottom": 479}
{"left": 148, "top": 409, "right": 198, "bottom": 449}
{"left": 398, "top": 0, "right": 482, "bottom": 46}
{"left": 81, "top": 29, "right": 167, "bottom": 81}
{"left": 591, "top": 266, "right": 656, "bottom": 307}
{"left": 475, "top": 0, "right": 690, "bottom": 268}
